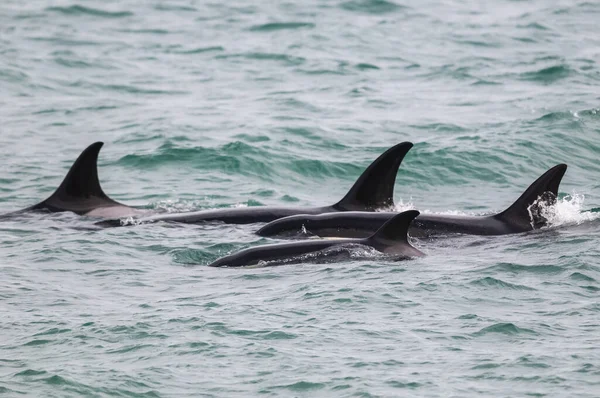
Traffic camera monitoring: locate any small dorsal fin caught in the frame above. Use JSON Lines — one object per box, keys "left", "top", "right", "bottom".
{"left": 27, "top": 142, "right": 126, "bottom": 215}
{"left": 366, "top": 210, "right": 424, "bottom": 256}
{"left": 333, "top": 142, "right": 413, "bottom": 211}
{"left": 494, "top": 164, "right": 567, "bottom": 230}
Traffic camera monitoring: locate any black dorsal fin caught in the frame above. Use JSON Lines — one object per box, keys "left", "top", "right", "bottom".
{"left": 27, "top": 142, "right": 125, "bottom": 215}
{"left": 366, "top": 210, "right": 424, "bottom": 256}
{"left": 333, "top": 142, "right": 413, "bottom": 211}
{"left": 494, "top": 164, "right": 567, "bottom": 231}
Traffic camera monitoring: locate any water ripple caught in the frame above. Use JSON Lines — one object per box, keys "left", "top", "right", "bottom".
{"left": 46, "top": 5, "right": 133, "bottom": 18}
{"left": 2, "top": 0, "right": 600, "bottom": 396}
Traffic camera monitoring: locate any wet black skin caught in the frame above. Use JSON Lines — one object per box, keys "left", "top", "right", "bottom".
{"left": 1, "top": 141, "right": 414, "bottom": 224}
{"left": 257, "top": 164, "right": 568, "bottom": 239}
{"left": 257, "top": 211, "right": 532, "bottom": 239}
{"left": 95, "top": 141, "right": 415, "bottom": 226}
{"left": 209, "top": 211, "right": 424, "bottom": 267}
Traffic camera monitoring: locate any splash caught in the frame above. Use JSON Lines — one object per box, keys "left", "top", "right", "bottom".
{"left": 389, "top": 198, "right": 416, "bottom": 212}
{"left": 300, "top": 224, "right": 308, "bottom": 235}
{"left": 390, "top": 193, "right": 599, "bottom": 228}
{"left": 151, "top": 199, "right": 251, "bottom": 213}
{"left": 532, "top": 193, "right": 599, "bottom": 227}
{"left": 119, "top": 216, "right": 145, "bottom": 226}
{"left": 151, "top": 199, "right": 202, "bottom": 213}
{"left": 419, "top": 209, "right": 480, "bottom": 216}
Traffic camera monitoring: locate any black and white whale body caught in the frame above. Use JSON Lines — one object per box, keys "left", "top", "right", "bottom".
{"left": 257, "top": 164, "right": 567, "bottom": 239}
{"left": 96, "top": 142, "right": 414, "bottom": 226}
{"left": 0, "top": 142, "right": 143, "bottom": 220}
{"left": 208, "top": 210, "right": 424, "bottom": 267}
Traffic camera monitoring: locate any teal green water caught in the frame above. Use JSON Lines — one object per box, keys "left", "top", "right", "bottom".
{"left": 1, "top": 0, "right": 600, "bottom": 396}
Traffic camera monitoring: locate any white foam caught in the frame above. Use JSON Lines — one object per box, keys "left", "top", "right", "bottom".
{"left": 120, "top": 216, "right": 145, "bottom": 226}
{"left": 151, "top": 199, "right": 251, "bottom": 213}
{"left": 535, "top": 193, "right": 599, "bottom": 227}
{"left": 389, "top": 198, "right": 416, "bottom": 212}
{"left": 419, "top": 209, "right": 480, "bottom": 216}
{"left": 152, "top": 199, "right": 201, "bottom": 213}
{"left": 392, "top": 193, "right": 599, "bottom": 227}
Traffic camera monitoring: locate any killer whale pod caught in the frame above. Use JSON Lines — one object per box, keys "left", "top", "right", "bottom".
{"left": 2, "top": 141, "right": 414, "bottom": 225}
{"left": 95, "top": 141, "right": 414, "bottom": 226}
{"left": 256, "top": 164, "right": 567, "bottom": 239}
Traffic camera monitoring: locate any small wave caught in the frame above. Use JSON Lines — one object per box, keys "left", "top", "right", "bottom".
{"left": 22, "top": 339, "right": 52, "bottom": 346}
{"left": 29, "top": 37, "right": 101, "bottom": 46}
{"left": 482, "top": 262, "right": 564, "bottom": 275}
{"left": 46, "top": 5, "right": 133, "bottom": 18}
{"left": 570, "top": 272, "right": 596, "bottom": 282}
{"left": 154, "top": 4, "right": 197, "bottom": 11}
{"left": 270, "top": 381, "right": 326, "bottom": 392}
{"left": 231, "top": 133, "right": 270, "bottom": 143}
{"left": 355, "top": 63, "right": 380, "bottom": 70}
{"left": 519, "top": 22, "right": 550, "bottom": 31}
{"left": 15, "top": 369, "right": 47, "bottom": 376}
{"left": 470, "top": 277, "right": 536, "bottom": 290}
{"left": 457, "top": 314, "right": 480, "bottom": 320}
{"left": 174, "top": 46, "right": 224, "bottom": 54}
{"left": 520, "top": 65, "right": 571, "bottom": 84}
{"left": 54, "top": 57, "right": 93, "bottom": 69}
{"left": 116, "top": 28, "right": 169, "bottom": 35}
{"left": 44, "top": 375, "right": 71, "bottom": 386}
{"left": 95, "top": 83, "right": 187, "bottom": 96}
{"left": 249, "top": 22, "right": 315, "bottom": 32}
{"left": 536, "top": 110, "right": 579, "bottom": 122}
{"left": 216, "top": 52, "right": 305, "bottom": 66}
{"left": 0, "top": 68, "right": 29, "bottom": 82}
{"left": 473, "top": 323, "right": 537, "bottom": 336}
{"left": 471, "top": 79, "right": 501, "bottom": 86}
{"left": 171, "top": 250, "right": 210, "bottom": 266}
{"left": 516, "top": 355, "right": 551, "bottom": 369}
{"left": 340, "top": 0, "right": 406, "bottom": 14}
{"left": 118, "top": 141, "right": 274, "bottom": 178}
{"left": 33, "top": 328, "right": 71, "bottom": 337}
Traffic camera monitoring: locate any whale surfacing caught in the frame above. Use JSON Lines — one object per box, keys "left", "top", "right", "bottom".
{"left": 0, "top": 142, "right": 143, "bottom": 220}
{"left": 209, "top": 210, "right": 424, "bottom": 268}
{"left": 96, "top": 142, "right": 414, "bottom": 226}
{"left": 256, "top": 164, "right": 568, "bottom": 239}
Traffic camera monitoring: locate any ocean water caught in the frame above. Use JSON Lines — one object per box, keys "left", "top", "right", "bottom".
{"left": 1, "top": 0, "right": 600, "bottom": 396}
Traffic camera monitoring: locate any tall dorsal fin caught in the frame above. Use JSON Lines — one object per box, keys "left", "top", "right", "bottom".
{"left": 366, "top": 210, "right": 424, "bottom": 256}
{"left": 27, "top": 142, "right": 126, "bottom": 215}
{"left": 494, "top": 164, "right": 567, "bottom": 231}
{"left": 333, "top": 142, "right": 413, "bottom": 211}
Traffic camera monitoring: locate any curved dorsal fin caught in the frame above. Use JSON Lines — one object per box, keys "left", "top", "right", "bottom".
{"left": 28, "top": 142, "right": 126, "bottom": 215}
{"left": 494, "top": 164, "right": 567, "bottom": 230}
{"left": 333, "top": 142, "right": 413, "bottom": 211}
{"left": 367, "top": 210, "right": 424, "bottom": 256}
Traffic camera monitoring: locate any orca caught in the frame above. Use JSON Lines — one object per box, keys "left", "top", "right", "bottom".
{"left": 95, "top": 141, "right": 414, "bottom": 226}
{"left": 256, "top": 164, "right": 567, "bottom": 239}
{"left": 208, "top": 210, "right": 424, "bottom": 267}
{"left": 0, "top": 142, "right": 144, "bottom": 220}
{"left": 1, "top": 141, "right": 412, "bottom": 223}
